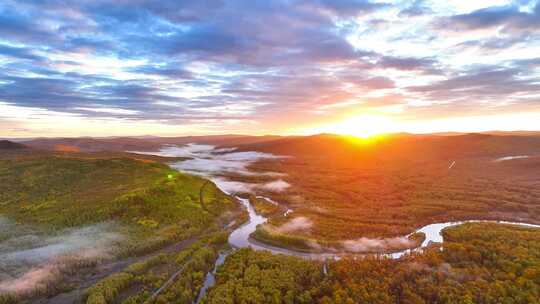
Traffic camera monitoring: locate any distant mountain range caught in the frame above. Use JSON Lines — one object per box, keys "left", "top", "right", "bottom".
{"left": 0, "top": 140, "right": 28, "bottom": 150}
{"left": 232, "top": 133, "right": 540, "bottom": 162}
{"left": 13, "top": 135, "right": 283, "bottom": 152}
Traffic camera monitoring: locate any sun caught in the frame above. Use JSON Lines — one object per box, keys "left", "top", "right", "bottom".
{"left": 308, "top": 115, "right": 396, "bottom": 138}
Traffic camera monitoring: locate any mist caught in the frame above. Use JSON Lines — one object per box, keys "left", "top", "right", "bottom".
{"left": 171, "top": 150, "right": 285, "bottom": 177}
{"left": 341, "top": 236, "right": 415, "bottom": 253}
{"left": 210, "top": 177, "right": 256, "bottom": 194}
{"left": 258, "top": 180, "right": 291, "bottom": 192}
{"left": 131, "top": 144, "right": 216, "bottom": 158}
{"left": 134, "top": 144, "right": 289, "bottom": 195}
{"left": 0, "top": 222, "right": 123, "bottom": 295}
{"left": 276, "top": 217, "right": 313, "bottom": 233}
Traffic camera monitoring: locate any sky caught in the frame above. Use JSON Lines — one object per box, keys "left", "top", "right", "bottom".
{"left": 0, "top": 0, "right": 539, "bottom": 138}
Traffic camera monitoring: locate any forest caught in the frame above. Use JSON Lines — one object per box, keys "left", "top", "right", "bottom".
{"left": 203, "top": 223, "right": 540, "bottom": 304}
{"left": 85, "top": 232, "right": 229, "bottom": 304}
{"left": 2, "top": 0, "right": 540, "bottom": 299}
{"left": 0, "top": 151, "right": 242, "bottom": 303}
{"left": 2, "top": 136, "right": 540, "bottom": 303}
{"left": 234, "top": 138, "right": 540, "bottom": 243}
{"left": 0, "top": 153, "right": 238, "bottom": 232}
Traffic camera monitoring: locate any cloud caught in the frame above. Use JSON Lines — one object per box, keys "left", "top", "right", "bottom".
{"left": 0, "top": 0, "right": 386, "bottom": 123}
{"left": 0, "top": 7, "right": 56, "bottom": 44}
{"left": 127, "top": 64, "right": 194, "bottom": 79}
{"left": 73, "top": 107, "right": 140, "bottom": 115}
{"left": 435, "top": 4, "right": 540, "bottom": 34}
{"left": 398, "top": 0, "right": 433, "bottom": 17}
{"left": 0, "top": 44, "right": 44, "bottom": 61}
{"left": 404, "top": 65, "right": 540, "bottom": 114}
{"left": 304, "top": 0, "right": 388, "bottom": 17}
{"left": 377, "top": 56, "right": 440, "bottom": 74}
{"left": 1, "top": 1, "right": 540, "bottom": 135}
{"left": 455, "top": 34, "right": 535, "bottom": 52}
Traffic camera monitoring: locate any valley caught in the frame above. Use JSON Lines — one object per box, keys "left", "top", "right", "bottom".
{"left": 1, "top": 133, "right": 539, "bottom": 303}
{"left": 3, "top": 1, "right": 540, "bottom": 302}
{"left": 0, "top": 147, "right": 242, "bottom": 303}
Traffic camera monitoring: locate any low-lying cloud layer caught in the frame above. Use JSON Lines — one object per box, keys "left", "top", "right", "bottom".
{"left": 276, "top": 217, "right": 314, "bottom": 233}
{"left": 134, "top": 143, "right": 289, "bottom": 195}
{"left": 143, "top": 143, "right": 285, "bottom": 177}
{"left": 257, "top": 180, "right": 291, "bottom": 193}
{"left": 0, "top": 264, "right": 60, "bottom": 294}
{"left": 342, "top": 236, "right": 415, "bottom": 253}
{"left": 0, "top": 222, "right": 123, "bottom": 295}
{"left": 211, "top": 177, "right": 256, "bottom": 194}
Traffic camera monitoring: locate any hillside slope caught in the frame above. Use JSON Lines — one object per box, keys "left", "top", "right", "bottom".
{"left": 0, "top": 140, "right": 28, "bottom": 150}
{"left": 0, "top": 151, "right": 241, "bottom": 302}
{"left": 24, "top": 137, "right": 162, "bottom": 152}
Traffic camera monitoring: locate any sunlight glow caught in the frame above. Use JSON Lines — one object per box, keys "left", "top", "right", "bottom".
{"left": 299, "top": 111, "right": 540, "bottom": 138}
{"left": 306, "top": 115, "right": 398, "bottom": 138}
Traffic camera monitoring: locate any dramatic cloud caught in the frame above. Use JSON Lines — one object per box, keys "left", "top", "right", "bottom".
{"left": 377, "top": 56, "right": 441, "bottom": 74}
{"left": 0, "top": 0, "right": 539, "bottom": 136}
{"left": 406, "top": 66, "right": 540, "bottom": 108}
{"left": 398, "top": 0, "right": 434, "bottom": 17}
{"left": 437, "top": 3, "right": 540, "bottom": 33}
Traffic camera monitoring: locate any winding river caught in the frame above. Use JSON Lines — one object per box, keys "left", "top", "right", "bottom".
{"left": 133, "top": 145, "right": 540, "bottom": 301}
{"left": 133, "top": 144, "right": 540, "bottom": 259}
{"left": 194, "top": 187, "right": 540, "bottom": 302}
{"left": 226, "top": 191, "right": 540, "bottom": 260}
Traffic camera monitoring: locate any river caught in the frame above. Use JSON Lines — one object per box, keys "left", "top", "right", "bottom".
{"left": 132, "top": 145, "right": 540, "bottom": 301}
{"left": 225, "top": 191, "right": 540, "bottom": 260}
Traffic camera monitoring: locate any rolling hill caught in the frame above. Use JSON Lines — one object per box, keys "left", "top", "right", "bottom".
{"left": 0, "top": 140, "right": 28, "bottom": 150}
{"left": 23, "top": 137, "right": 162, "bottom": 152}
{"left": 233, "top": 133, "right": 540, "bottom": 162}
